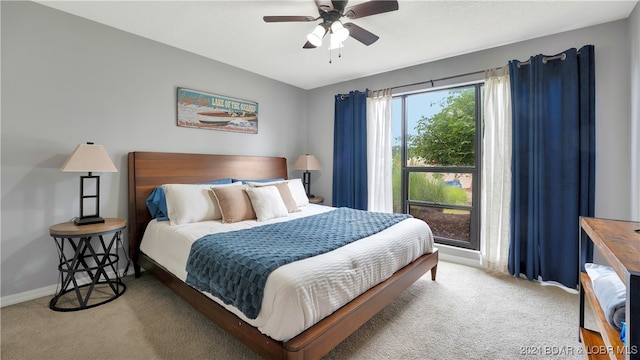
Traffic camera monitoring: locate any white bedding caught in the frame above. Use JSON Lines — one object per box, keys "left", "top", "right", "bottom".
{"left": 140, "top": 204, "right": 434, "bottom": 341}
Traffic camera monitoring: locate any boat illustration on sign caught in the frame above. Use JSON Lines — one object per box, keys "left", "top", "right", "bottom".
{"left": 196, "top": 110, "right": 257, "bottom": 125}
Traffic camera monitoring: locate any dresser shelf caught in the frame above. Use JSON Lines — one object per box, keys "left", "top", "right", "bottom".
{"left": 579, "top": 217, "right": 640, "bottom": 360}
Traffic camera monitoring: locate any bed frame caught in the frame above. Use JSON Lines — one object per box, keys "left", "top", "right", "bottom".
{"left": 128, "top": 151, "right": 438, "bottom": 359}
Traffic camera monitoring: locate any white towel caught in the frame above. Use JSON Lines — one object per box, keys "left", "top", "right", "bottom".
{"left": 585, "top": 263, "right": 626, "bottom": 331}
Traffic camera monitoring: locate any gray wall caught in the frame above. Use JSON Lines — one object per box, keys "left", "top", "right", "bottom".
{"left": 306, "top": 16, "right": 637, "bottom": 224}
{"left": 630, "top": 3, "right": 640, "bottom": 220}
{"left": 2, "top": 1, "right": 638, "bottom": 302}
{"left": 1, "top": 2, "right": 307, "bottom": 300}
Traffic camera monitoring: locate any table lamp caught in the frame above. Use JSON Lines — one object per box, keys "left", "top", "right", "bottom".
{"left": 292, "top": 154, "right": 322, "bottom": 198}
{"left": 61, "top": 142, "right": 118, "bottom": 225}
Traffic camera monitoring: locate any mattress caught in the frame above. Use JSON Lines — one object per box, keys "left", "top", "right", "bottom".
{"left": 140, "top": 204, "right": 434, "bottom": 341}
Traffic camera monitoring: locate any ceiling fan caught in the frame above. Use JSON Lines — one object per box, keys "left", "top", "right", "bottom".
{"left": 263, "top": 0, "right": 399, "bottom": 49}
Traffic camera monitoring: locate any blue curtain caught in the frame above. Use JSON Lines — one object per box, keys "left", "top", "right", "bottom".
{"left": 508, "top": 45, "right": 595, "bottom": 289}
{"left": 332, "top": 90, "right": 368, "bottom": 210}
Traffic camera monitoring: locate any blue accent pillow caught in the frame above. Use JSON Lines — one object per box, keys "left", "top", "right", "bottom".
{"left": 146, "top": 178, "right": 233, "bottom": 221}
{"left": 232, "top": 178, "right": 284, "bottom": 185}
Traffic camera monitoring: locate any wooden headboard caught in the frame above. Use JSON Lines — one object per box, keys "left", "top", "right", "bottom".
{"left": 127, "top": 151, "right": 288, "bottom": 274}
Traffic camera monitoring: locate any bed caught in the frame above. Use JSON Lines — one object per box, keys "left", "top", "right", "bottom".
{"left": 128, "top": 151, "right": 438, "bottom": 359}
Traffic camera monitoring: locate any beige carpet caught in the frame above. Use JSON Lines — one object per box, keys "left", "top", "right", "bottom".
{"left": 1, "top": 261, "right": 594, "bottom": 359}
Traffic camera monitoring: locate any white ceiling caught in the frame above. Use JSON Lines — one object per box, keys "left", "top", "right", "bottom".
{"left": 35, "top": 0, "right": 638, "bottom": 90}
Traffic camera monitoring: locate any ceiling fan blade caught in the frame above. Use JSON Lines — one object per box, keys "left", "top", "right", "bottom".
{"left": 344, "top": 23, "right": 379, "bottom": 46}
{"left": 303, "top": 41, "right": 317, "bottom": 49}
{"left": 344, "top": 0, "right": 398, "bottom": 19}
{"left": 263, "top": 15, "right": 316, "bottom": 22}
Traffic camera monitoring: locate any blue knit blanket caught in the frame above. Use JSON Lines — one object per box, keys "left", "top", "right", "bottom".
{"left": 185, "top": 207, "right": 411, "bottom": 319}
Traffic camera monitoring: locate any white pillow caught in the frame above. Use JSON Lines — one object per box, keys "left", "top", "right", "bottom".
{"left": 287, "top": 178, "right": 309, "bottom": 207}
{"left": 246, "top": 180, "right": 285, "bottom": 187}
{"left": 245, "top": 186, "right": 289, "bottom": 222}
{"left": 163, "top": 182, "right": 241, "bottom": 225}
{"left": 249, "top": 181, "right": 300, "bottom": 213}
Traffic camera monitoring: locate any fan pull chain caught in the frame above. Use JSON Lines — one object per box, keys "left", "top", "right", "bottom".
{"left": 328, "top": 45, "right": 342, "bottom": 64}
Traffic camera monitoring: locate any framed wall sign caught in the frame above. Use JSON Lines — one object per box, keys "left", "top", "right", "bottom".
{"left": 177, "top": 88, "right": 258, "bottom": 134}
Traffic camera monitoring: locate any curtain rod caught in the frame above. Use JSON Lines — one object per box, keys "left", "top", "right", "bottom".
{"left": 389, "top": 49, "right": 579, "bottom": 91}
{"left": 390, "top": 65, "right": 505, "bottom": 91}
{"left": 517, "top": 54, "right": 565, "bottom": 67}
{"left": 516, "top": 50, "right": 580, "bottom": 67}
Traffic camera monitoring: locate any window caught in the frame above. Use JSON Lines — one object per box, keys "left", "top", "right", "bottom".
{"left": 392, "top": 83, "right": 482, "bottom": 250}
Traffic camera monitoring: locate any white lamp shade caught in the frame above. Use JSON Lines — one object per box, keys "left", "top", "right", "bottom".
{"left": 330, "top": 21, "right": 349, "bottom": 43}
{"left": 292, "top": 154, "right": 322, "bottom": 171}
{"left": 61, "top": 143, "right": 118, "bottom": 173}
{"left": 329, "top": 37, "right": 345, "bottom": 50}
{"left": 307, "top": 25, "right": 326, "bottom": 47}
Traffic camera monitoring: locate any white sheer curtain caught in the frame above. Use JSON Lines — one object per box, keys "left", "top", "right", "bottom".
{"left": 481, "top": 67, "right": 512, "bottom": 272}
{"left": 366, "top": 89, "right": 393, "bottom": 212}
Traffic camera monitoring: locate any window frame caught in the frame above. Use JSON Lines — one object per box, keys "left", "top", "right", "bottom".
{"left": 395, "top": 82, "right": 483, "bottom": 250}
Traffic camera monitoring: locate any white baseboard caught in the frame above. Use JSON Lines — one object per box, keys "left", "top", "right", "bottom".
{"left": 1, "top": 284, "right": 60, "bottom": 307}
{"left": 436, "top": 244, "right": 482, "bottom": 268}
{"left": 0, "top": 269, "right": 128, "bottom": 308}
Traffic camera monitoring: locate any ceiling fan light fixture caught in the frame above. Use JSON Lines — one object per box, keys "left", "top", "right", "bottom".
{"left": 329, "top": 37, "right": 344, "bottom": 50}
{"left": 307, "top": 25, "right": 326, "bottom": 47}
{"left": 264, "top": 0, "right": 398, "bottom": 51}
{"left": 330, "top": 21, "right": 349, "bottom": 43}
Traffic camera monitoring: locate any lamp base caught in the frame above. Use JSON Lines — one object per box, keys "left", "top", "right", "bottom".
{"left": 74, "top": 216, "right": 105, "bottom": 226}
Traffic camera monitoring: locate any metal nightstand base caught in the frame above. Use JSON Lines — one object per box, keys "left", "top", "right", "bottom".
{"left": 49, "top": 281, "right": 126, "bottom": 312}
{"left": 49, "top": 218, "right": 127, "bottom": 311}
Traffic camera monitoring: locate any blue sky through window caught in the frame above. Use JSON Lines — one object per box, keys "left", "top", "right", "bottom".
{"left": 392, "top": 91, "right": 449, "bottom": 147}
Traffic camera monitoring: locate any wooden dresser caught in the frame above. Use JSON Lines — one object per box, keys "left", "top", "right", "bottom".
{"left": 579, "top": 217, "right": 639, "bottom": 359}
